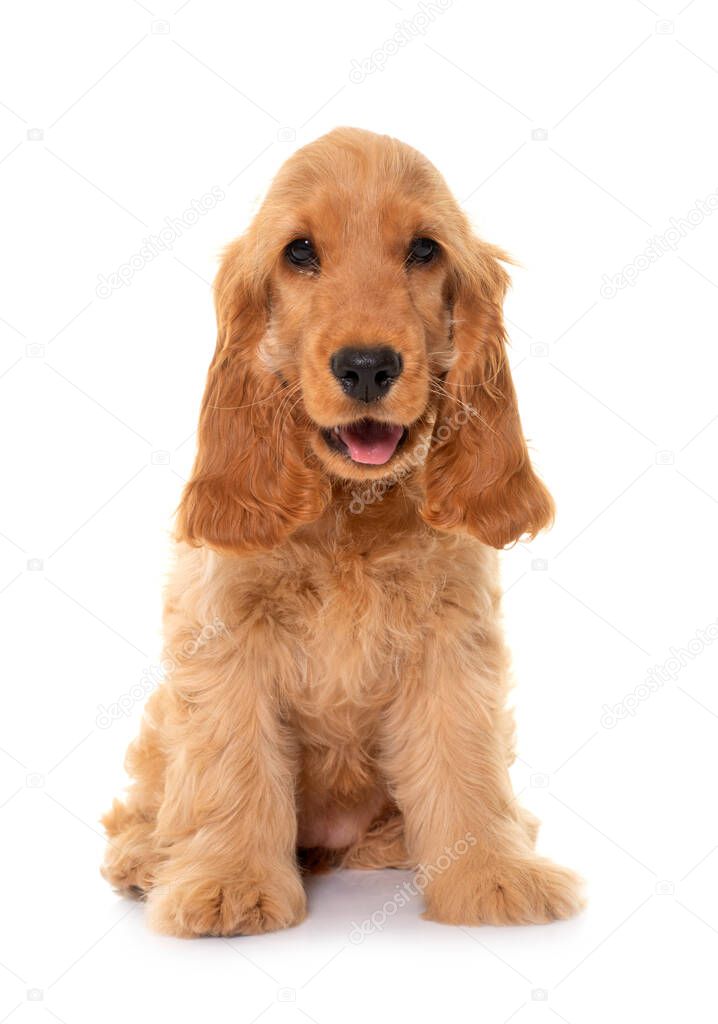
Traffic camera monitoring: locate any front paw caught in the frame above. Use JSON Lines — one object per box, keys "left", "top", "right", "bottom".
{"left": 146, "top": 868, "right": 307, "bottom": 937}
{"left": 424, "top": 854, "right": 585, "bottom": 926}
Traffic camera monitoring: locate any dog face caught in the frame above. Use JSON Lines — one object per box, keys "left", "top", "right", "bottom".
{"left": 177, "top": 128, "right": 553, "bottom": 554}
{"left": 259, "top": 157, "right": 452, "bottom": 482}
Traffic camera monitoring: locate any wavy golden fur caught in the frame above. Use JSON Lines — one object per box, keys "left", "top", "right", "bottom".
{"left": 102, "top": 127, "right": 583, "bottom": 935}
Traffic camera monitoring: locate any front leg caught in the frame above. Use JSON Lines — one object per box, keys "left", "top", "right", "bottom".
{"left": 381, "top": 623, "right": 584, "bottom": 926}
{"left": 146, "top": 633, "right": 305, "bottom": 938}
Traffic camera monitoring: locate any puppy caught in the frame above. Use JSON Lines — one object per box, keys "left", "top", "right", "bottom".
{"left": 102, "top": 127, "right": 583, "bottom": 936}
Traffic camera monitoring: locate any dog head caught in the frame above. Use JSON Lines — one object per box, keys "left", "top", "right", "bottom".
{"left": 177, "top": 128, "right": 553, "bottom": 553}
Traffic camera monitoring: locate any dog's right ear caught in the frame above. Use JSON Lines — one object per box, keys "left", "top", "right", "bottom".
{"left": 176, "top": 238, "right": 329, "bottom": 555}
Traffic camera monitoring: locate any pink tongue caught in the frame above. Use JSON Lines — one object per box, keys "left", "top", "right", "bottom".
{"left": 337, "top": 422, "right": 403, "bottom": 465}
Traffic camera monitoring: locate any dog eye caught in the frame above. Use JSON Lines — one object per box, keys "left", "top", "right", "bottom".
{"left": 407, "top": 237, "right": 439, "bottom": 265}
{"left": 286, "top": 238, "right": 319, "bottom": 269}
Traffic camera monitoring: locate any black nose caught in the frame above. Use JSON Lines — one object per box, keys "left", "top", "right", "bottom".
{"left": 330, "top": 346, "right": 403, "bottom": 403}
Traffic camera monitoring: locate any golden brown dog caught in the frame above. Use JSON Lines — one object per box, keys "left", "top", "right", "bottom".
{"left": 102, "top": 127, "right": 584, "bottom": 936}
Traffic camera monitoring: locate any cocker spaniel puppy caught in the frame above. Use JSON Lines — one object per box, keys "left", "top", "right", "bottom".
{"left": 102, "top": 127, "right": 583, "bottom": 936}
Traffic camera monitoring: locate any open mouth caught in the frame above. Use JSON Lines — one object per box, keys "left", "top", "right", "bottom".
{"left": 322, "top": 419, "right": 408, "bottom": 466}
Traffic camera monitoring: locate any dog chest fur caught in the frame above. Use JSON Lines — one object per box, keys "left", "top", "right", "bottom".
{"left": 161, "top": 520, "right": 501, "bottom": 841}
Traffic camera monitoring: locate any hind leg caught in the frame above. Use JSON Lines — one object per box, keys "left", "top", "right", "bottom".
{"left": 102, "top": 802, "right": 162, "bottom": 895}
{"left": 101, "top": 690, "right": 167, "bottom": 895}
{"left": 342, "top": 812, "right": 413, "bottom": 870}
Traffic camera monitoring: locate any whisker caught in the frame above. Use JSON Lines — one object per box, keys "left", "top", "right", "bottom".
{"left": 429, "top": 378, "right": 502, "bottom": 441}
{"left": 431, "top": 355, "right": 509, "bottom": 392}
{"left": 271, "top": 381, "right": 303, "bottom": 439}
{"left": 206, "top": 379, "right": 298, "bottom": 412}
{"left": 273, "top": 380, "right": 305, "bottom": 439}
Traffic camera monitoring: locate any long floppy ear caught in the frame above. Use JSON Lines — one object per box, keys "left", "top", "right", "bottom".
{"left": 420, "top": 240, "right": 554, "bottom": 548}
{"left": 176, "top": 238, "right": 329, "bottom": 554}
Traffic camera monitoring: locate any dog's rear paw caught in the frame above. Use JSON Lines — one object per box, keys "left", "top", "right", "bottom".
{"left": 101, "top": 805, "right": 161, "bottom": 896}
{"left": 424, "top": 854, "right": 585, "bottom": 926}
{"left": 146, "top": 870, "right": 307, "bottom": 937}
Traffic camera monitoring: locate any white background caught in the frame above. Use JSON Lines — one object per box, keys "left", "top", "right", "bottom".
{"left": 2, "top": 0, "right": 718, "bottom": 1021}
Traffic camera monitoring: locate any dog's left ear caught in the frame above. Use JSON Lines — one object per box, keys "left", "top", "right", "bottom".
{"left": 420, "top": 239, "right": 554, "bottom": 548}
